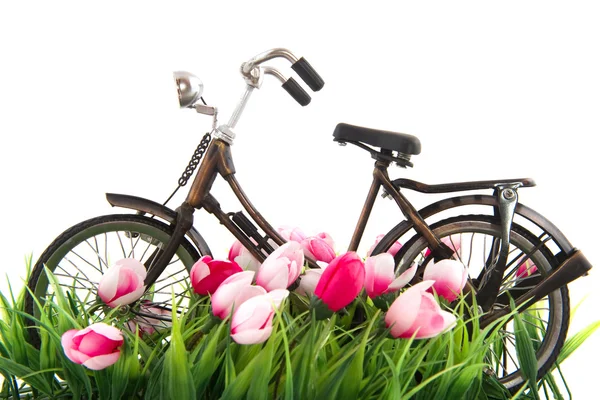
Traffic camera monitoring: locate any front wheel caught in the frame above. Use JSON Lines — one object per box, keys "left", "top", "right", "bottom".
{"left": 388, "top": 215, "right": 569, "bottom": 391}
{"left": 25, "top": 214, "right": 204, "bottom": 348}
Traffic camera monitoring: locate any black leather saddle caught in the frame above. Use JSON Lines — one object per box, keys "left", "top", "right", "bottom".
{"left": 333, "top": 123, "right": 421, "bottom": 156}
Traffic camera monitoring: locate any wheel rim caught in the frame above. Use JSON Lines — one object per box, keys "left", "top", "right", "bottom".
{"left": 31, "top": 219, "right": 198, "bottom": 336}
{"left": 396, "top": 218, "right": 565, "bottom": 389}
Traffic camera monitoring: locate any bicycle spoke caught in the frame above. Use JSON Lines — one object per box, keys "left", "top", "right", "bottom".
{"left": 67, "top": 250, "right": 104, "bottom": 275}
{"left": 84, "top": 240, "right": 110, "bottom": 270}
{"left": 116, "top": 231, "right": 127, "bottom": 259}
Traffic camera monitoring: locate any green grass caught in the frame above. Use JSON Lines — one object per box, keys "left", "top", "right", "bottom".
{"left": 0, "top": 267, "right": 597, "bottom": 399}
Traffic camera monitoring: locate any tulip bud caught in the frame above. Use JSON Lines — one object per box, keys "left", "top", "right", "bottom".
{"left": 255, "top": 242, "right": 304, "bottom": 291}
{"left": 516, "top": 258, "right": 538, "bottom": 278}
{"left": 211, "top": 271, "right": 266, "bottom": 319}
{"left": 190, "top": 256, "right": 243, "bottom": 295}
{"left": 277, "top": 225, "right": 307, "bottom": 242}
{"left": 314, "top": 252, "right": 365, "bottom": 312}
{"left": 296, "top": 268, "right": 325, "bottom": 297}
{"left": 301, "top": 236, "right": 336, "bottom": 263}
{"left": 127, "top": 300, "right": 172, "bottom": 336}
{"left": 385, "top": 281, "right": 456, "bottom": 339}
{"left": 424, "top": 235, "right": 461, "bottom": 259}
{"left": 98, "top": 258, "right": 146, "bottom": 308}
{"left": 422, "top": 259, "right": 468, "bottom": 302}
{"left": 366, "top": 234, "right": 402, "bottom": 257}
{"left": 228, "top": 240, "right": 262, "bottom": 272}
{"left": 230, "top": 289, "right": 289, "bottom": 345}
{"left": 364, "top": 253, "right": 416, "bottom": 299}
{"left": 61, "top": 323, "right": 124, "bottom": 370}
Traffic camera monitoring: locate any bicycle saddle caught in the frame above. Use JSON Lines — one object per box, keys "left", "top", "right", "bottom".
{"left": 333, "top": 123, "right": 421, "bottom": 155}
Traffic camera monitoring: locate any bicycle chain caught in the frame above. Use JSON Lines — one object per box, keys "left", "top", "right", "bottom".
{"left": 177, "top": 132, "right": 212, "bottom": 187}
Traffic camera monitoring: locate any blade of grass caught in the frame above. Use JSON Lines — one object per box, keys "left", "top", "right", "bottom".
{"left": 511, "top": 299, "right": 540, "bottom": 400}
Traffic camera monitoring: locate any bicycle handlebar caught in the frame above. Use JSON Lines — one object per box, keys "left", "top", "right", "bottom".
{"left": 263, "top": 66, "right": 311, "bottom": 106}
{"left": 241, "top": 48, "right": 324, "bottom": 104}
{"left": 291, "top": 57, "right": 324, "bottom": 92}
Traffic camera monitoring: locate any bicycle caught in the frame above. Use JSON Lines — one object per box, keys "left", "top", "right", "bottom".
{"left": 25, "top": 47, "right": 592, "bottom": 391}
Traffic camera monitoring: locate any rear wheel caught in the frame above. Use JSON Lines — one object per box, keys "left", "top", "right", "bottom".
{"left": 389, "top": 215, "right": 569, "bottom": 391}
{"left": 25, "top": 214, "right": 202, "bottom": 348}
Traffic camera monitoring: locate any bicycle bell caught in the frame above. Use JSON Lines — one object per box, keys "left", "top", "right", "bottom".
{"left": 173, "top": 71, "right": 204, "bottom": 108}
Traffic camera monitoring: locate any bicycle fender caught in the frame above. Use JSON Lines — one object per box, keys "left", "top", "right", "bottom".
{"left": 105, "top": 192, "right": 212, "bottom": 257}
{"left": 372, "top": 194, "right": 575, "bottom": 257}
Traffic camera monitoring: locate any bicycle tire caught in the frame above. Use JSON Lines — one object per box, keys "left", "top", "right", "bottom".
{"left": 25, "top": 214, "right": 202, "bottom": 349}
{"left": 380, "top": 214, "right": 569, "bottom": 392}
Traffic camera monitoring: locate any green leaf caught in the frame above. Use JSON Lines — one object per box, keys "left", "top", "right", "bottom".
{"left": 161, "top": 293, "right": 196, "bottom": 399}
{"left": 337, "top": 311, "right": 379, "bottom": 400}
{"left": 220, "top": 341, "right": 274, "bottom": 400}
{"left": 445, "top": 364, "right": 485, "bottom": 398}
{"left": 0, "top": 356, "right": 54, "bottom": 396}
{"left": 556, "top": 320, "right": 600, "bottom": 365}
{"left": 512, "top": 300, "right": 540, "bottom": 400}
{"left": 247, "top": 338, "right": 275, "bottom": 400}
{"left": 191, "top": 321, "right": 227, "bottom": 396}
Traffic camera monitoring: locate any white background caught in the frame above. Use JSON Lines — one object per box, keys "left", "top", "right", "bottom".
{"left": 1, "top": 1, "right": 598, "bottom": 396}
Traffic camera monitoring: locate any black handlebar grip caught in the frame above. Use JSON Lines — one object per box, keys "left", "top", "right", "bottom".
{"left": 291, "top": 57, "right": 325, "bottom": 92}
{"left": 282, "top": 77, "right": 311, "bottom": 106}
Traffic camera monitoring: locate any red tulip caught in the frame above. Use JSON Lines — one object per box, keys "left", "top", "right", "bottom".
{"left": 98, "top": 258, "right": 146, "bottom": 308}
{"left": 422, "top": 259, "right": 468, "bottom": 302}
{"left": 314, "top": 252, "right": 365, "bottom": 312}
{"left": 228, "top": 240, "right": 261, "bottom": 272}
{"left": 230, "top": 289, "right": 289, "bottom": 344}
{"left": 364, "top": 253, "right": 416, "bottom": 299}
{"left": 301, "top": 236, "right": 336, "bottom": 263}
{"left": 366, "top": 234, "right": 402, "bottom": 257}
{"left": 61, "top": 323, "right": 124, "bottom": 370}
{"left": 256, "top": 242, "right": 304, "bottom": 291}
{"left": 385, "top": 281, "right": 456, "bottom": 339}
{"left": 190, "top": 256, "right": 242, "bottom": 295}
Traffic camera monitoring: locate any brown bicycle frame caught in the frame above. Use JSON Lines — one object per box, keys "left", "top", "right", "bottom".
{"left": 183, "top": 138, "right": 448, "bottom": 268}
{"left": 138, "top": 135, "right": 591, "bottom": 328}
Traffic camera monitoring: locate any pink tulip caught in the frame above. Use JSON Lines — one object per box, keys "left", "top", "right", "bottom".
{"left": 256, "top": 242, "right": 304, "bottom": 291}
{"left": 516, "top": 258, "right": 538, "bottom": 278}
{"left": 98, "top": 258, "right": 146, "bottom": 308}
{"left": 61, "top": 323, "right": 124, "bottom": 370}
{"left": 230, "top": 289, "right": 289, "bottom": 345}
{"left": 385, "top": 281, "right": 456, "bottom": 339}
{"left": 301, "top": 236, "right": 336, "bottom": 263}
{"left": 190, "top": 256, "right": 243, "bottom": 295}
{"left": 277, "top": 225, "right": 307, "bottom": 242}
{"left": 422, "top": 259, "right": 468, "bottom": 302}
{"left": 315, "top": 232, "right": 335, "bottom": 248}
{"left": 424, "top": 235, "right": 461, "bottom": 259}
{"left": 366, "top": 234, "right": 402, "bottom": 257}
{"left": 364, "top": 253, "right": 417, "bottom": 299}
{"left": 228, "top": 240, "right": 262, "bottom": 272}
{"left": 314, "top": 252, "right": 365, "bottom": 312}
{"left": 211, "top": 271, "right": 266, "bottom": 319}
{"left": 127, "top": 301, "right": 172, "bottom": 336}
{"left": 296, "top": 267, "right": 326, "bottom": 297}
